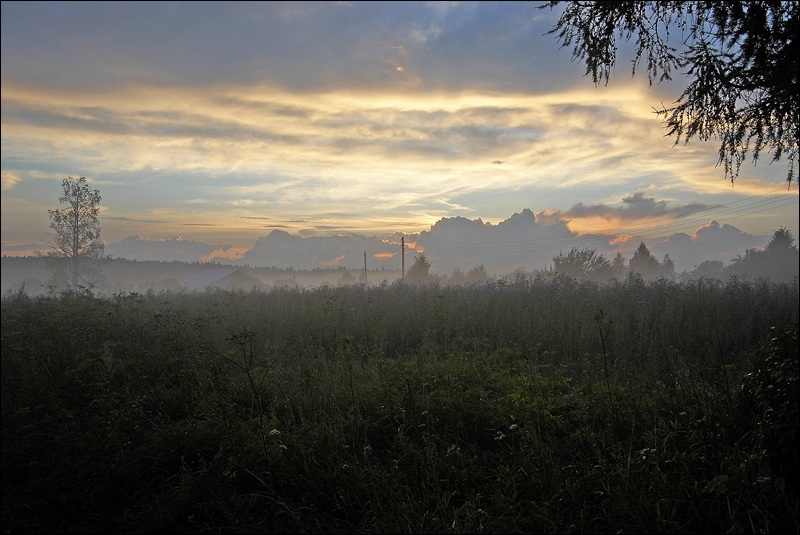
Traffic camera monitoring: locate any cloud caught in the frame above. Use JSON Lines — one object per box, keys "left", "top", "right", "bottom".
{"left": 238, "top": 230, "right": 400, "bottom": 271}
{"left": 105, "top": 235, "right": 221, "bottom": 263}
{"left": 0, "top": 2, "right": 580, "bottom": 93}
{"left": 415, "top": 209, "right": 578, "bottom": 274}
{"left": 1, "top": 79, "right": 706, "bottom": 237}
{"left": 414, "top": 209, "right": 775, "bottom": 275}
{"left": 1, "top": 171, "right": 21, "bottom": 191}
{"left": 0, "top": 242, "right": 46, "bottom": 257}
{"left": 653, "top": 220, "right": 762, "bottom": 270}
{"left": 541, "top": 191, "right": 720, "bottom": 235}
{"left": 99, "top": 207, "right": 777, "bottom": 277}
{"left": 3, "top": 1, "right": 794, "bottom": 258}
{"left": 204, "top": 247, "right": 248, "bottom": 263}
{"left": 105, "top": 216, "right": 170, "bottom": 225}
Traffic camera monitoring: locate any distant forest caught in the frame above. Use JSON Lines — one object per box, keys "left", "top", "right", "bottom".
{"left": 1, "top": 228, "right": 797, "bottom": 296}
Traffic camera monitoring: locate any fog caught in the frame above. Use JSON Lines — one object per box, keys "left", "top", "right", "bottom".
{"left": 2, "top": 221, "right": 796, "bottom": 297}
{"left": 96, "top": 210, "right": 779, "bottom": 275}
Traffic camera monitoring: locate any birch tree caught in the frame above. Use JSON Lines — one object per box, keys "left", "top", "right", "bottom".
{"left": 45, "top": 176, "right": 105, "bottom": 289}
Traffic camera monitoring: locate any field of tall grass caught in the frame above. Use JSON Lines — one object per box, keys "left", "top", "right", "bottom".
{"left": 2, "top": 274, "right": 798, "bottom": 533}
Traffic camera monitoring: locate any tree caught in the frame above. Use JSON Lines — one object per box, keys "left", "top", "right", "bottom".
{"left": 540, "top": 1, "right": 798, "bottom": 186}
{"left": 610, "top": 252, "right": 627, "bottom": 280}
{"left": 688, "top": 259, "right": 726, "bottom": 280}
{"left": 728, "top": 227, "right": 799, "bottom": 282}
{"left": 629, "top": 242, "right": 661, "bottom": 280}
{"left": 447, "top": 267, "right": 467, "bottom": 285}
{"left": 552, "top": 247, "right": 615, "bottom": 281}
{"left": 466, "top": 264, "right": 489, "bottom": 284}
{"left": 45, "top": 176, "right": 105, "bottom": 289}
{"left": 765, "top": 226, "right": 799, "bottom": 257}
{"left": 406, "top": 253, "right": 432, "bottom": 283}
{"left": 338, "top": 270, "right": 356, "bottom": 285}
{"left": 660, "top": 253, "right": 676, "bottom": 280}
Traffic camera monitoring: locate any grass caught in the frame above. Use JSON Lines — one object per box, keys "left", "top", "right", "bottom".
{"left": 1, "top": 275, "right": 798, "bottom": 533}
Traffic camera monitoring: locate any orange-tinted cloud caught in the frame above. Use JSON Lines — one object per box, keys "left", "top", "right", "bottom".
{"left": 320, "top": 254, "right": 346, "bottom": 267}
{"left": 202, "top": 247, "right": 248, "bottom": 261}
{"left": 609, "top": 234, "right": 633, "bottom": 245}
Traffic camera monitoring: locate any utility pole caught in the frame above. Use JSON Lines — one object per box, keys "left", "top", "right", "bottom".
{"left": 363, "top": 251, "right": 367, "bottom": 284}
{"left": 401, "top": 236, "right": 405, "bottom": 279}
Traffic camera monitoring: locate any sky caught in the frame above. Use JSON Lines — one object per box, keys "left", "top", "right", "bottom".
{"left": 2, "top": 1, "right": 798, "bottom": 276}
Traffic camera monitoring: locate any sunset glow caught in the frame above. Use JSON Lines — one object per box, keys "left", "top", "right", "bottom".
{"left": 2, "top": 1, "right": 797, "bottom": 274}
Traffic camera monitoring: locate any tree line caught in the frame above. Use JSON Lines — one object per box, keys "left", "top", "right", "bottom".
{"left": 36, "top": 176, "right": 798, "bottom": 293}
{"left": 401, "top": 227, "right": 798, "bottom": 286}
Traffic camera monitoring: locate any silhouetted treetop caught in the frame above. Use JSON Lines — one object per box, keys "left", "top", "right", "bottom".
{"left": 540, "top": 1, "right": 799, "bottom": 186}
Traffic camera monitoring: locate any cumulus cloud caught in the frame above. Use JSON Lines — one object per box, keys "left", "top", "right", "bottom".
{"left": 99, "top": 209, "right": 778, "bottom": 277}
{"left": 3, "top": 1, "right": 794, "bottom": 262}
{"left": 653, "top": 220, "right": 762, "bottom": 271}
{"left": 416, "top": 209, "right": 576, "bottom": 274}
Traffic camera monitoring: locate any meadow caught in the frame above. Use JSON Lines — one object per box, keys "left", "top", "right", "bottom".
{"left": 2, "top": 274, "right": 798, "bottom": 533}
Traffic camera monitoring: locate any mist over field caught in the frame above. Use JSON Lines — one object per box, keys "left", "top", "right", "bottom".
{"left": 97, "top": 210, "right": 770, "bottom": 275}
{"left": 2, "top": 221, "right": 796, "bottom": 297}
{"left": 3, "top": 266, "right": 798, "bottom": 533}
{"left": 3, "top": 2, "right": 798, "bottom": 532}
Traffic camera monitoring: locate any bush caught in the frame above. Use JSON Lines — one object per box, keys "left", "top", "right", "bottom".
{"left": 741, "top": 322, "right": 800, "bottom": 492}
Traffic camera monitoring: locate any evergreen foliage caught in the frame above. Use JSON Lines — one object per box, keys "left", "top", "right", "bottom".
{"left": 540, "top": 0, "right": 799, "bottom": 184}
{"left": 406, "top": 253, "right": 432, "bottom": 283}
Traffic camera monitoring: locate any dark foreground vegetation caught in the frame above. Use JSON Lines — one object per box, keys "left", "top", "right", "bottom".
{"left": 2, "top": 275, "right": 798, "bottom": 533}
